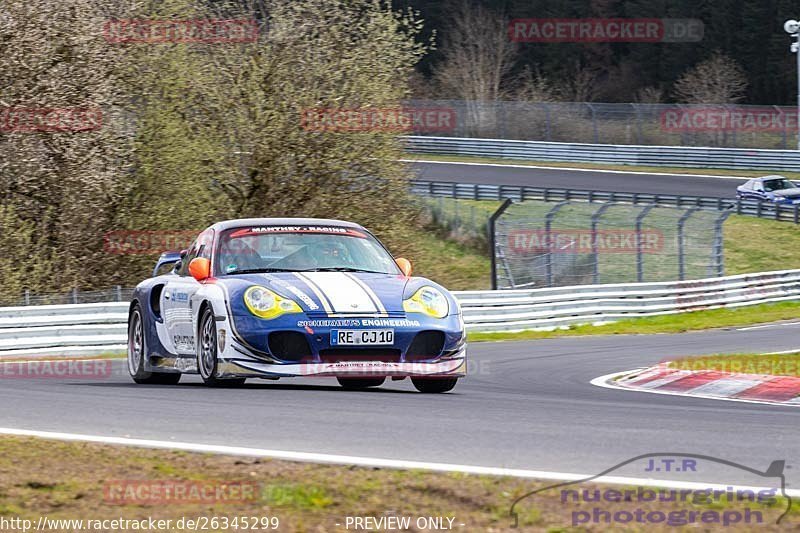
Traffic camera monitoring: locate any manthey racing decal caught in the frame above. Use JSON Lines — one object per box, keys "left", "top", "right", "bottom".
{"left": 230, "top": 225, "right": 368, "bottom": 238}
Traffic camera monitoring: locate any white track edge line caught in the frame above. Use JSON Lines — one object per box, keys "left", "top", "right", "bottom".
{"left": 591, "top": 370, "right": 800, "bottom": 408}
{"left": 737, "top": 322, "right": 800, "bottom": 331}
{"left": 401, "top": 159, "right": 745, "bottom": 180}
{"left": 0, "top": 427, "right": 797, "bottom": 496}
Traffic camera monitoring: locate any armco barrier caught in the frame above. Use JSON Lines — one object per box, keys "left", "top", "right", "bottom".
{"left": 0, "top": 303, "right": 128, "bottom": 357}
{"left": 1, "top": 269, "right": 799, "bottom": 354}
{"left": 456, "top": 269, "right": 800, "bottom": 331}
{"left": 404, "top": 135, "right": 800, "bottom": 171}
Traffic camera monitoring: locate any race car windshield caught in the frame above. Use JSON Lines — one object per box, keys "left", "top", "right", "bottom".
{"left": 216, "top": 226, "right": 401, "bottom": 275}
{"left": 763, "top": 178, "right": 794, "bottom": 191}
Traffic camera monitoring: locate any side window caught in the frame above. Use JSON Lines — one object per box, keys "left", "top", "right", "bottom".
{"left": 177, "top": 230, "right": 214, "bottom": 276}
{"left": 177, "top": 240, "right": 201, "bottom": 277}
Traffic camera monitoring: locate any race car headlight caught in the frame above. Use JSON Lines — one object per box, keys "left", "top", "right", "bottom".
{"left": 403, "top": 286, "right": 449, "bottom": 319}
{"left": 244, "top": 286, "right": 302, "bottom": 320}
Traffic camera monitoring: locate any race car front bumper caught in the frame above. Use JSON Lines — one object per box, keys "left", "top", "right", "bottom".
{"left": 217, "top": 347, "right": 466, "bottom": 379}
{"left": 217, "top": 311, "right": 467, "bottom": 379}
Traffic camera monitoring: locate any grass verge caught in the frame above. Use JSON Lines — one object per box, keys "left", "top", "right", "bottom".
{"left": 0, "top": 436, "right": 793, "bottom": 531}
{"left": 467, "top": 301, "right": 800, "bottom": 343}
{"left": 404, "top": 152, "right": 800, "bottom": 179}
{"left": 725, "top": 216, "right": 800, "bottom": 275}
{"left": 405, "top": 226, "right": 491, "bottom": 290}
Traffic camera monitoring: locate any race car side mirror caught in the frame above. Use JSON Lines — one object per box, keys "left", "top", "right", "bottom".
{"left": 395, "top": 257, "right": 412, "bottom": 277}
{"left": 188, "top": 257, "right": 211, "bottom": 281}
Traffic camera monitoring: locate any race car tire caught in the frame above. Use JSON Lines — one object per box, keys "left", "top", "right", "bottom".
{"left": 197, "top": 306, "right": 246, "bottom": 388}
{"left": 336, "top": 377, "right": 386, "bottom": 389}
{"left": 411, "top": 377, "right": 458, "bottom": 393}
{"left": 128, "top": 304, "right": 181, "bottom": 385}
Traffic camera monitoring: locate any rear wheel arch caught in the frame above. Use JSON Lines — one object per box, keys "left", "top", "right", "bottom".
{"left": 127, "top": 301, "right": 180, "bottom": 385}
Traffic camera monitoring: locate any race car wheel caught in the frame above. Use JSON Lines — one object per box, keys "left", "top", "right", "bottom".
{"left": 128, "top": 305, "right": 181, "bottom": 385}
{"left": 337, "top": 377, "right": 386, "bottom": 390}
{"left": 197, "top": 306, "right": 245, "bottom": 387}
{"left": 411, "top": 377, "right": 458, "bottom": 393}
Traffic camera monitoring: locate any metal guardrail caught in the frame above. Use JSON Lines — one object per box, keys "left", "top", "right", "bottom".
{"left": 0, "top": 302, "right": 129, "bottom": 357}
{"left": 1, "top": 269, "right": 799, "bottom": 353}
{"left": 404, "top": 135, "right": 800, "bottom": 171}
{"left": 455, "top": 269, "right": 800, "bottom": 332}
{"left": 0, "top": 286, "right": 134, "bottom": 308}
{"left": 411, "top": 180, "right": 800, "bottom": 224}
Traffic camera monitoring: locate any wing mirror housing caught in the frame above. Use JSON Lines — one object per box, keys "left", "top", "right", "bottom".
{"left": 395, "top": 257, "right": 412, "bottom": 277}
{"left": 188, "top": 257, "right": 211, "bottom": 282}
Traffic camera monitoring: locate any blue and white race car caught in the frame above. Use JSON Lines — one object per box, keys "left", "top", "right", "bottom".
{"left": 736, "top": 176, "right": 800, "bottom": 205}
{"left": 127, "top": 218, "right": 466, "bottom": 392}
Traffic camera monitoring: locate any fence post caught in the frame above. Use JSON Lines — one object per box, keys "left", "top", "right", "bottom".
{"left": 489, "top": 199, "right": 514, "bottom": 290}
{"left": 116, "top": 285, "right": 122, "bottom": 302}
{"left": 544, "top": 103, "right": 551, "bottom": 141}
{"left": 544, "top": 202, "right": 569, "bottom": 287}
{"left": 677, "top": 208, "right": 699, "bottom": 281}
{"left": 588, "top": 103, "right": 599, "bottom": 143}
{"left": 470, "top": 206, "right": 476, "bottom": 233}
{"left": 24, "top": 289, "right": 30, "bottom": 306}
{"left": 591, "top": 203, "right": 615, "bottom": 284}
{"left": 713, "top": 211, "right": 732, "bottom": 276}
{"left": 72, "top": 288, "right": 78, "bottom": 304}
{"left": 635, "top": 205, "right": 655, "bottom": 282}
{"left": 634, "top": 103, "right": 644, "bottom": 144}
{"left": 777, "top": 105, "right": 787, "bottom": 149}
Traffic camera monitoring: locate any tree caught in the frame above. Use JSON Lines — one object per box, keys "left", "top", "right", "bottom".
{"left": 0, "top": 0, "right": 431, "bottom": 295}
{"left": 430, "top": 1, "right": 517, "bottom": 135}
{"left": 672, "top": 51, "right": 749, "bottom": 103}
{"left": 0, "top": 0, "right": 132, "bottom": 293}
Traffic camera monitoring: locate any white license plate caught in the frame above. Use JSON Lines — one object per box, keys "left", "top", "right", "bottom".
{"left": 331, "top": 329, "right": 394, "bottom": 346}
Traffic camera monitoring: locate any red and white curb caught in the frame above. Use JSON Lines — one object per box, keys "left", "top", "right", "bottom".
{"left": 592, "top": 365, "right": 800, "bottom": 406}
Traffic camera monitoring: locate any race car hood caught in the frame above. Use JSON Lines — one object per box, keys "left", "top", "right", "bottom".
{"left": 772, "top": 187, "right": 800, "bottom": 198}
{"left": 228, "top": 271, "right": 412, "bottom": 315}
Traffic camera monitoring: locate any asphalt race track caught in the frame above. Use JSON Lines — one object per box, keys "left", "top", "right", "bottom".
{"left": 2, "top": 323, "right": 800, "bottom": 489}
{"left": 409, "top": 160, "right": 750, "bottom": 198}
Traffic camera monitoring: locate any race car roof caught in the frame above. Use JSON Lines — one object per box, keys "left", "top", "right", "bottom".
{"left": 209, "top": 218, "right": 366, "bottom": 232}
